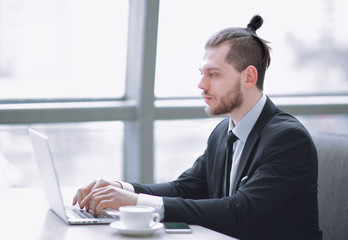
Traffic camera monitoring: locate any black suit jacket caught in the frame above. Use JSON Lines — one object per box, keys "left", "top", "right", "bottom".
{"left": 132, "top": 97, "right": 322, "bottom": 240}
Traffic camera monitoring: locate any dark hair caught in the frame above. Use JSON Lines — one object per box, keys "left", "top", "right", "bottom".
{"left": 205, "top": 15, "right": 271, "bottom": 90}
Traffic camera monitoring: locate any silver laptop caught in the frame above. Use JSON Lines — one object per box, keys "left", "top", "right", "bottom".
{"left": 28, "top": 128, "right": 119, "bottom": 224}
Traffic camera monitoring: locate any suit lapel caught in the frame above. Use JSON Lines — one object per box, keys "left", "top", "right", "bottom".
{"left": 231, "top": 97, "right": 277, "bottom": 193}
{"left": 211, "top": 120, "right": 229, "bottom": 198}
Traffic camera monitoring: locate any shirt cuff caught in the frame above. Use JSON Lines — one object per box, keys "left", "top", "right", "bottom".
{"left": 116, "top": 181, "right": 165, "bottom": 220}
{"left": 137, "top": 193, "right": 165, "bottom": 220}
{"left": 116, "top": 181, "right": 135, "bottom": 192}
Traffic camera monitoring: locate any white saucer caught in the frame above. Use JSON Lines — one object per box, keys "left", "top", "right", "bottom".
{"left": 110, "top": 221, "right": 163, "bottom": 236}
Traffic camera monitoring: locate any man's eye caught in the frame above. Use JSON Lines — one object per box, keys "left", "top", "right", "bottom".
{"left": 210, "top": 73, "right": 217, "bottom": 77}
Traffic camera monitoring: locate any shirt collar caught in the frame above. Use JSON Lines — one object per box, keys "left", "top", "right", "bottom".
{"left": 228, "top": 94, "right": 267, "bottom": 142}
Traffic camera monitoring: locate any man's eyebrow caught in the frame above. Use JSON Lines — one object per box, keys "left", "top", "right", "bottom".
{"left": 199, "top": 66, "right": 220, "bottom": 71}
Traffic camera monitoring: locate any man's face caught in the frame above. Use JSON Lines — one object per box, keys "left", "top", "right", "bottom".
{"left": 198, "top": 43, "right": 243, "bottom": 116}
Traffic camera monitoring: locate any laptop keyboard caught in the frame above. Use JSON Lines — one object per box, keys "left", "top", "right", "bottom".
{"left": 66, "top": 205, "right": 112, "bottom": 219}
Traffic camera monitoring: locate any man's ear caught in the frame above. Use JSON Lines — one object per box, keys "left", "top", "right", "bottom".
{"left": 243, "top": 65, "right": 258, "bottom": 89}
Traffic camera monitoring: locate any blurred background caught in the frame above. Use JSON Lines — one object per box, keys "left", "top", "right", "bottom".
{"left": 0, "top": 0, "right": 347, "bottom": 188}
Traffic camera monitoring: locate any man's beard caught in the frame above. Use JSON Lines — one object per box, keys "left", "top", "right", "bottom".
{"left": 204, "top": 82, "right": 243, "bottom": 116}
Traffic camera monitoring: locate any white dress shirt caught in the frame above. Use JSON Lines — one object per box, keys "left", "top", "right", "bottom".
{"left": 119, "top": 94, "right": 267, "bottom": 217}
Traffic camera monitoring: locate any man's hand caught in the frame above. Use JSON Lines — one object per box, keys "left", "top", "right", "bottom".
{"left": 72, "top": 178, "right": 123, "bottom": 211}
{"left": 81, "top": 186, "right": 138, "bottom": 215}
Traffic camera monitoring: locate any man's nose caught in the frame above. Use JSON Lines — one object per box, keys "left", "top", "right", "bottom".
{"left": 198, "top": 76, "right": 209, "bottom": 90}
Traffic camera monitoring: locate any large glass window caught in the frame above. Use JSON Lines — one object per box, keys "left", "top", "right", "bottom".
{"left": 155, "top": 0, "right": 348, "bottom": 98}
{"left": 0, "top": 122, "right": 123, "bottom": 188}
{"left": 298, "top": 114, "right": 348, "bottom": 135}
{"left": 2, "top": 1, "right": 348, "bottom": 189}
{"left": 0, "top": 0, "right": 128, "bottom": 101}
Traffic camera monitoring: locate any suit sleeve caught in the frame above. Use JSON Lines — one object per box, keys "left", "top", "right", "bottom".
{"left": 132, "top": 151, "right": 209, "bottom": 199}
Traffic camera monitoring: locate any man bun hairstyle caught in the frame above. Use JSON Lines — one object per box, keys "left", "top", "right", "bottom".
{"left": 205, "top": 15, "right": 271, "bottom": 90}
{"left": 247, "top": 15, "right": 263, "bottom": 33}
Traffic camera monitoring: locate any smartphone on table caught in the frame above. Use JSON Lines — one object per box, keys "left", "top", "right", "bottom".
{"left": 163, "top": 222, "right": 192, "bottom": 233}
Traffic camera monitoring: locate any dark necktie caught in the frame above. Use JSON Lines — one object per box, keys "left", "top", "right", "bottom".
{"left": 225, "top": 131, "right": 238, "bottom": 196}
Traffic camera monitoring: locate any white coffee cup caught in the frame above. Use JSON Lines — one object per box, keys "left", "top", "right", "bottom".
{"left": 119, "top": 206, "right": 160, "bottom": 229}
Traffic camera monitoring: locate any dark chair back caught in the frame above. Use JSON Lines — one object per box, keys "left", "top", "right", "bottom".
{"left": 312, "top": 133, "right": 348, "bottom": 240}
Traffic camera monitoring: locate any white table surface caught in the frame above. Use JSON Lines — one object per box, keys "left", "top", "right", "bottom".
{"left": 0, "top": 187, "right": 237, "bottom": 240}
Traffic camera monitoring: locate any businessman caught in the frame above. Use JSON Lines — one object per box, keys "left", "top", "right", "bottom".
{"left": 73, "top": 15, "right": 322, "bottom": 240}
